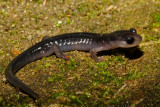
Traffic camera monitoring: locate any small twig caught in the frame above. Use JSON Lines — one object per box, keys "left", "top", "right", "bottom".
{"left": 131, "top": 98, "right": 144, "bottom": 107}
{"left": 113, "top": 84, "right": 127, "bottom": 98}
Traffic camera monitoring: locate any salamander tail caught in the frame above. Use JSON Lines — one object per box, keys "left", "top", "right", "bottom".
{"left": 5, "top": 64, "right": 39, "bottom": 99}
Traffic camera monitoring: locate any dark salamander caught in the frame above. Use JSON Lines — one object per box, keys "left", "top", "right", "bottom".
{"left": 5, "top": 28, "right": 142, "bottom": 99}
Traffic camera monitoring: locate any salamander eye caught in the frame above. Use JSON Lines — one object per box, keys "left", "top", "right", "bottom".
{"left": 130, "top": 28, "right": 137, "bottom": 33}
{"left": 126, "top": 37, "right": 134, "bottom": 44}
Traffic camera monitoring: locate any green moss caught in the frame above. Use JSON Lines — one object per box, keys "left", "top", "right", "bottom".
{"left": 108, "top": 56, "right": 126, "bottom": 64}
{"left": 98, "top": 70, "right": 115, "bottom": 83}
{"left": 113, "top": 77, "right": 126, "bottom": 87}
{"left": 49, "top": 92, "right": 65, "bottom": 99}
{"left": 0, "top": 97, "right": 11, "bottom": 107}
{"left": 127, "top": 71, "right": 146, "bottom": 80}
{"left": 110, "top": 95, "right": 125, "bottom": 105}
{"left": 56, "top": 20, "right": 63, "bottom": 27}
{"left": 47, "top": 74, "right": 65, "bottom": 82}
{"left": 81, "top": 92, "right": 91, "bottom": 99}
{"left": 66, "top": 57, "right": 80, "bottom": 69}
{"left": 69, "top": 95, "right": 85, "bottom": 106}
{"left": 153, "top": 12, "right": 160, "bottom": 27}
{"left": 66, "top": 17, "right": 74, "bottom": 24}
{"left": 0, "top": 10, "right": 8, "bottom": 17}
{"left": 32, "top": 0, "right": 43, "bottom": 4}
{"left": 102, "top": 87, "right": 113, "bottom": 97}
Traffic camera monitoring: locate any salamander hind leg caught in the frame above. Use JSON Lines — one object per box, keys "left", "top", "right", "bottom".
{"left": 39, "top": 43, "right": 70, "bottom": 60}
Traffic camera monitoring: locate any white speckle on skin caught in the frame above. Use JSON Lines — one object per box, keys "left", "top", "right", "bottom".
{"left": 83, "top": 39, "right": 86, "bottom": 43}
{"left": 32, "top": 46, "right": 42, "bottom": 53}
{"left": 45, "top": 43, "right": 49, "bottom": 46}
{"left": 71, "top": 41, "right": 74, "bottom": 45}
{"left": 78, "top": 38, "right": 83, "bottom": 44}
{"left": 74, "top": 41, "right": 78, "bottom": 44}
{"left": 45, "top": 43, "right": 51, "bottom": 47}
{"left": 59, "top": 43, "right": 62, "bottom": 46}
{"left": 67, "top": 40, "right": 71, "bottom": 45}
{"left": 54, "top": 41, "right": 58, "bottom": 45}
{"left": 37, "top": 47, "right": 42, "bottom": 50}
{"left": 50, "top": 42, "right": 53, "bottom": 45}
{"left": 59, "top": 39, "right": 62, "bottom": 46}
{"left": 63, "top": 40, "right": 66, "bottom": 45}
{"left": 86, "top": 39, "right": 89, "bottom": 44}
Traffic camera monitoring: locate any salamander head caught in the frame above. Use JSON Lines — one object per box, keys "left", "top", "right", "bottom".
{"left": 109, "top": 28, "right": 142, "bottom": 48}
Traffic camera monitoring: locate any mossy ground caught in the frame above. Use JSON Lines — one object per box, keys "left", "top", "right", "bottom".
{"left": 0, "top": 0, "right": 160, "bottom": 106}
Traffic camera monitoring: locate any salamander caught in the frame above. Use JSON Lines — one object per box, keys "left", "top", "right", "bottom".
{"left": 5, "top": 28, "right": 142, "bottom": 99}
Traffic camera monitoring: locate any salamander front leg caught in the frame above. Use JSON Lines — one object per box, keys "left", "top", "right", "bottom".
{"left": 53, "top": 44, "right": 70, "bottom": 61}
{"left": 90, "top": 49, "right": 99, "bottom": 62}
{"left": 90, "top": 47, "right": 109, "bottom": 62}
